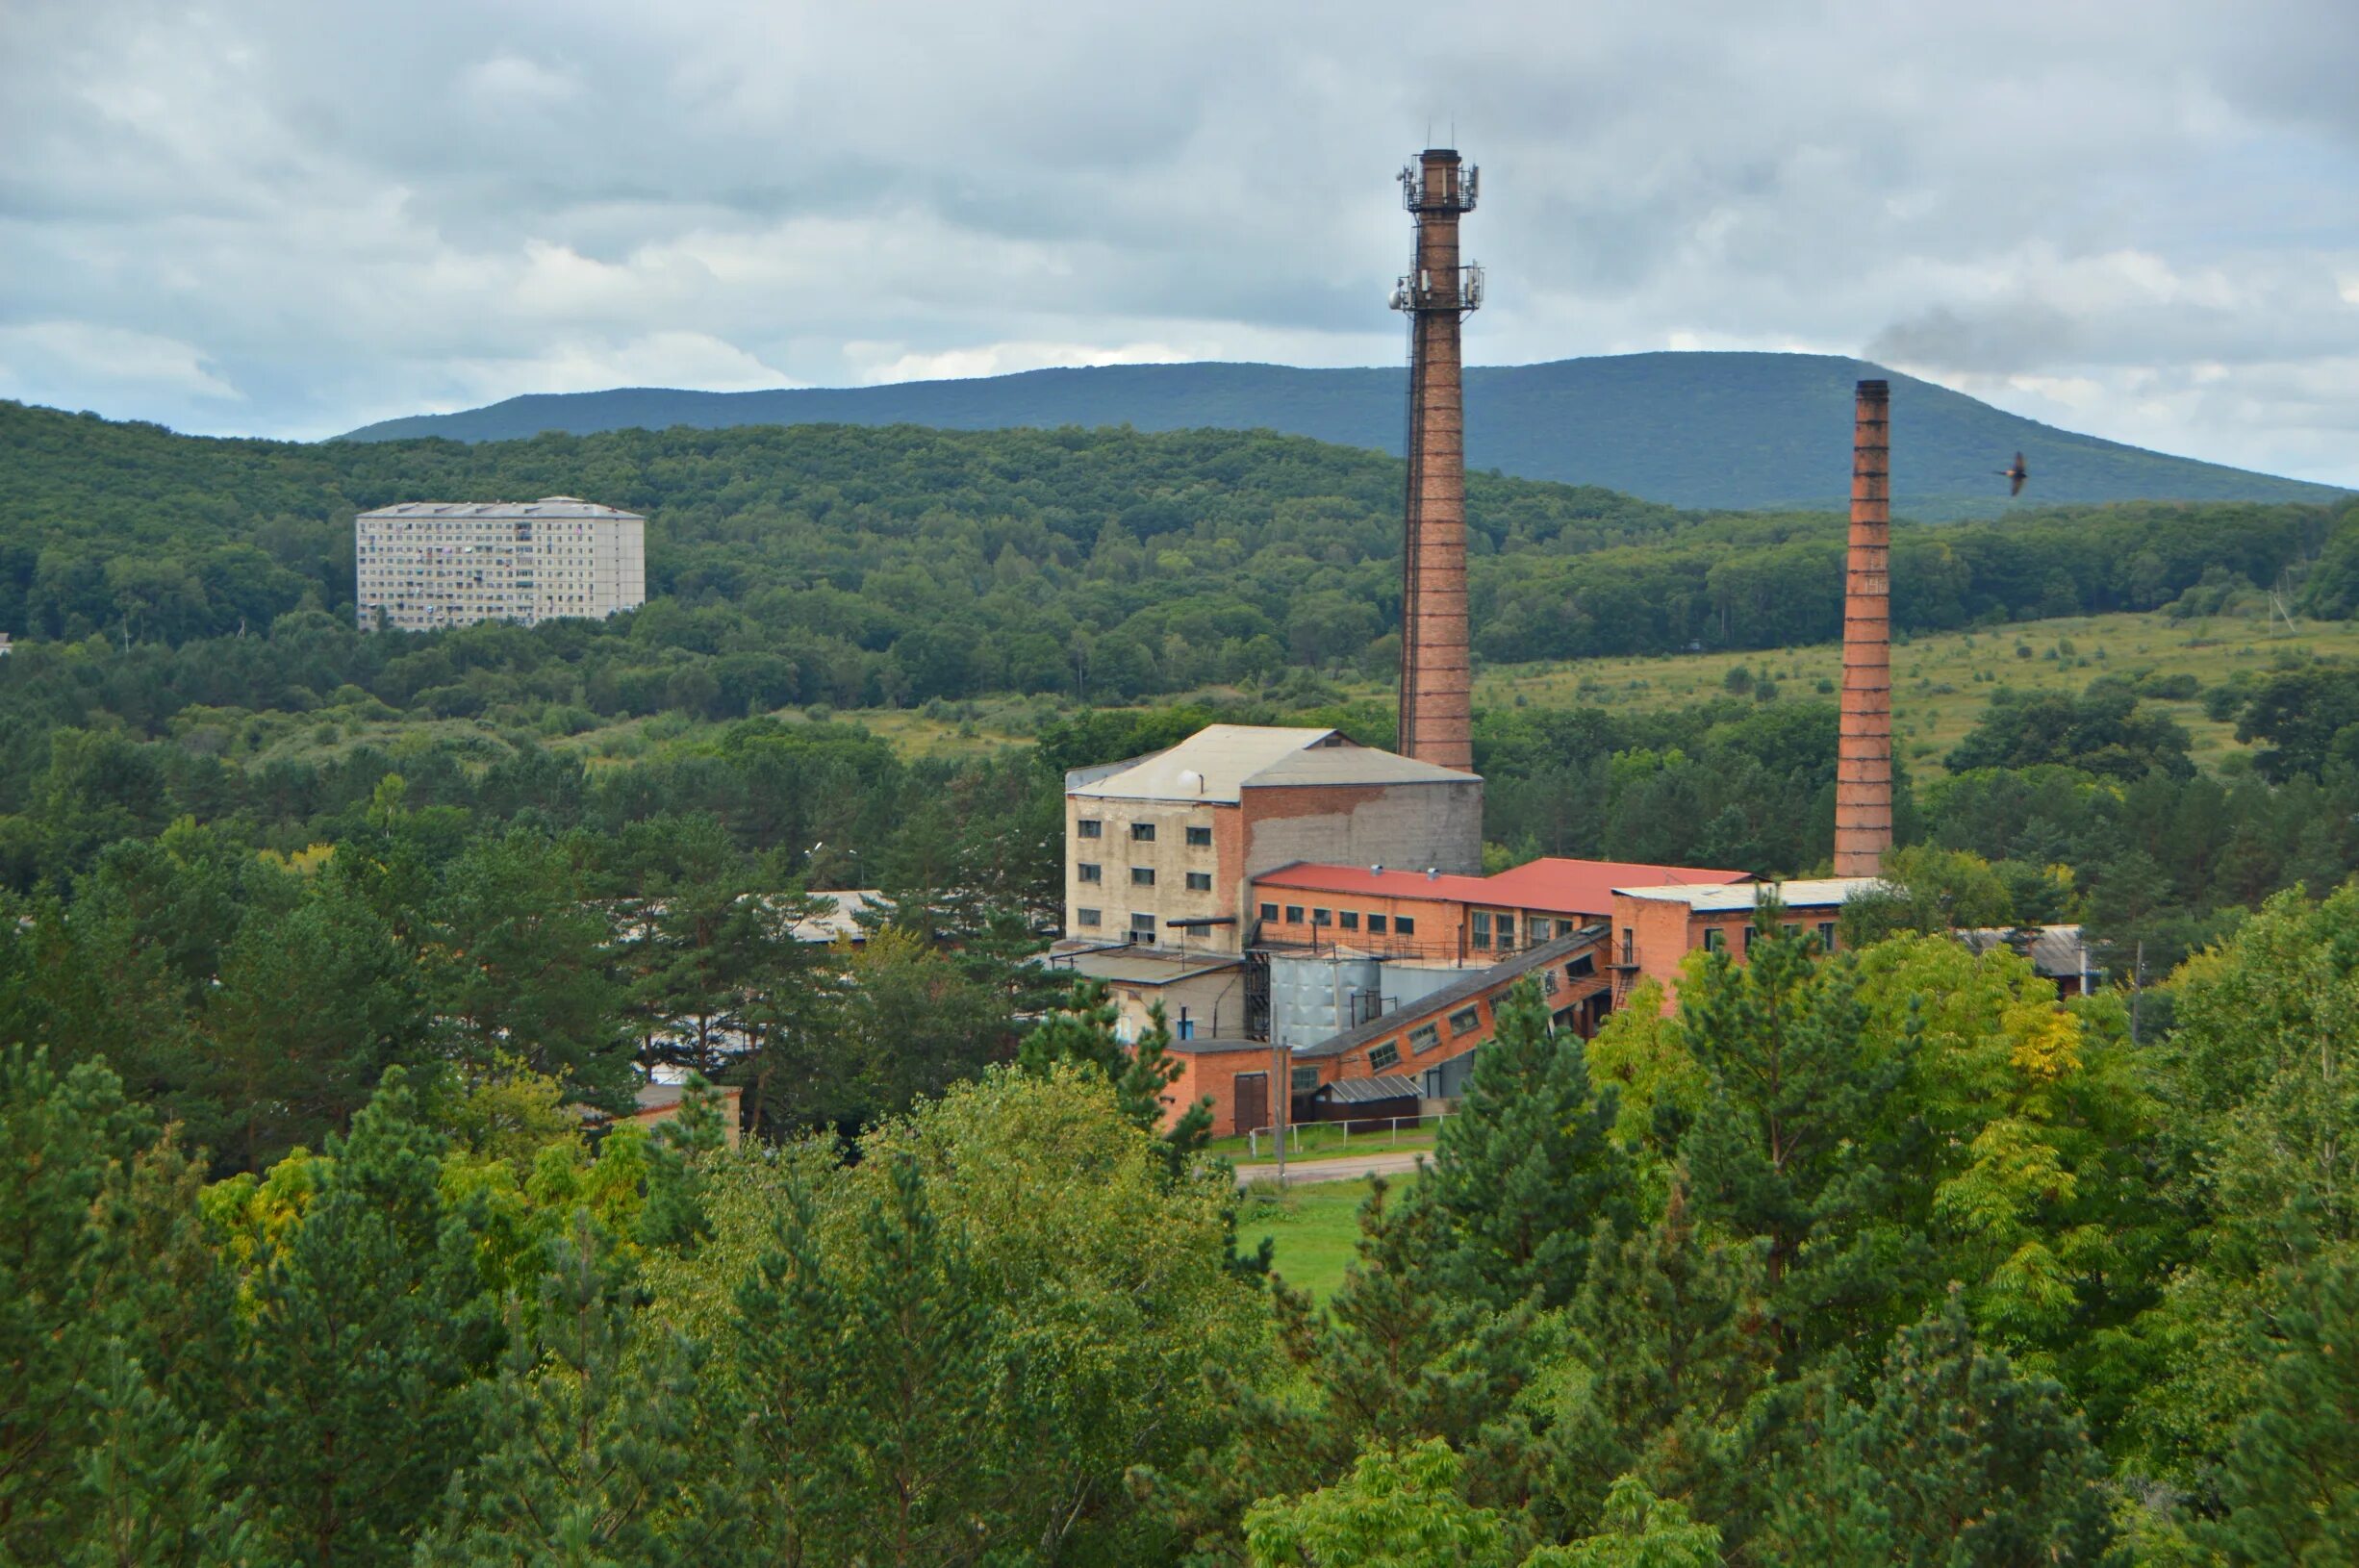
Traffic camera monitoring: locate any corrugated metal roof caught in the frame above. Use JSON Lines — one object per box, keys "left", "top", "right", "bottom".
{"left": 1614, "top": 877, "right": 1887, "bottom": 913}
{"left": 1319, "top": 1074, "right": 1422, "bottom": 1104}
{"left": 1480, "top": 858, "right": 1751, "bottom": 916}
{"left": 1066, "top": 725, "right": 1477, "bottom": 803}
{"left": 357, "top": 496, "right": 644, "bottom": 520}
{"left": 1960, "top": 923, "right": 2102, "bottom": 981}
{"left": 1255, "top": 857, "right": 1747, "bottom": 915}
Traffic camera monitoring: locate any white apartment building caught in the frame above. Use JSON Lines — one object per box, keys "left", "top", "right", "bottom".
{"left": 354, "top": 496, "right": 646, "bottom": 632}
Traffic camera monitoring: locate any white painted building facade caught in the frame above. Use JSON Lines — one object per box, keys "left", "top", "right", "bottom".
{"left": 355, "top": 495, "right": 646, "bottom": 632}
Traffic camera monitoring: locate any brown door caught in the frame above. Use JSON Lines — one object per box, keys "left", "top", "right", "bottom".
{"left": 1234, "top": 1072, "right": 1270, "bottom": 1135}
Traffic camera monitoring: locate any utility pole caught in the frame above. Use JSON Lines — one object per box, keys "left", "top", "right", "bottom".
{"left": 1270, "top": 1035, "right": 1289, "bottom": 1188}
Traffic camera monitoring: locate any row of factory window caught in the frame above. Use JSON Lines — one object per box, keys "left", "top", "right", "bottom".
{"left": 1074, "top": 820, "right": 1213, "bottom": 847}
{"left": 1257, "top": 903, "right": 1419, "bottom": 938}
{"left": 1617, "top": 921, "right": 1839, "bottom": 964}
{"left": 1357, "top": 954, "right": 1599, "bottom": 1073}
{"left": 1074, "top": 865, "right": 1213, "bottom": 890}
{"left": 1070, "top": 910, "right": 1158, "bottom": 935}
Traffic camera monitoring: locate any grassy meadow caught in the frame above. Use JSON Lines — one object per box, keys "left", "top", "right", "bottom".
{"left": 1234, "top": 1176, "right": 1402, "bottom": 1302}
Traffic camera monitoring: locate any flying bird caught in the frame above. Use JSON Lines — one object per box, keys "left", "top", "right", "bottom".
{"left": 1998, "top": 452, "right": 2028, "bottom": 496}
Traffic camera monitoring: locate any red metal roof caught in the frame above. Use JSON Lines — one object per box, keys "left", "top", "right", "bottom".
{"left": 1252, "top": 857, "right": 1749, "bottom": 918}
{"left": 1478, "top": 858, "right": 1750, "bottom": 918}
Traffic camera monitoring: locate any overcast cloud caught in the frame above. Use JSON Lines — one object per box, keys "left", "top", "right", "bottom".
{"left": 3, "top": 0, "right": 2355, "bottom": 483}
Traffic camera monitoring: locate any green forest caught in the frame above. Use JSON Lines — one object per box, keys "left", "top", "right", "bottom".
{"left": 10, "top": 396, "right": 2359, "bottom": 1560}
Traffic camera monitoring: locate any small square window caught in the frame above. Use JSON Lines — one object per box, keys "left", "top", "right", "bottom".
{"left": 1530, "top": 918, "right": 1552, "bottom": 943}
{"left": 1408, "top": 1023, "right": 1440, "bottom": 1054}
{"left": 1291, "top": 1065, "right": 1320, "bottom": 1095}
{"left": 1130, "top": 913, "right": 1157, "bottom": 935}
{"left": 1077, "top": 863, "right": 1102, "bottom": 883}
{"left": 1076, "top": 907, "right": 1102, "bottom": 927}
{"left": 1367, "top": 913, "right": 1389, "bottom": 935}
{"left": 1449, "top": 1005, "right": 1482, "bottom": 1036}
{"left": 1185, "top": 825, "right": 1212, "bottom": 847}
{"left": 1339, "top": 910, "right": 1360, "bottom": 930}
{"left": 1568, "top": 952, "right": 1595, "bottom": 978}
{"left": 1130, "top": 822, "right": 1156, "bottom": 842}
{"left": 1312, "top": 908, "right": 1332, "bottom": 927}
{"left": 1285, "top": 905, "right": 1305, "bottom": 923}
{"left": 1259, "top": 902, "right": 1280, "bottom": 922}
{"left": 1130, "top": 867, "right": 1156, "bottom": 886}
{"left": 1703, "top": 928, "right": 1727, "bottom": 953}
{"left": 1395, "top": 916, "right": 1415, "bottom": 936}
{"left": 1368, "top": 1041, "right": 1401, "bottom": 1072}
{"left": 1185, "top": 872, "right": 1212, "bottom": 892}
{"left": 1078, "top": 819, "right": 1102, "bottom": 839}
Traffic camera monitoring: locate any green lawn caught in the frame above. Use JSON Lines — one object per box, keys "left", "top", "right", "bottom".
{"left": 1234, "top": 1176, "right": 1413, "bottom": 1302}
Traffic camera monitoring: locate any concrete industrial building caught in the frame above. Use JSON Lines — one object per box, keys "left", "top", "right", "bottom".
{"left": 355, "top": 496, "right": 646, "bottom": 632}
{"left": 1059, "top": 725, "right": 1484, "bottom": 956}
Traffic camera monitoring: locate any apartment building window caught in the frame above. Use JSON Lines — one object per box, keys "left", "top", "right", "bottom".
{"left": 1185, "top": 825, "right": 1212, "bottom": 847}
{"left": 1817, "top": 921, "right": 1839, "bottom": 952}
{"left": 1259, "top": 902, "right": 1280, "bottom": 922}
{"left": 1130, "top": 913, "right": 1156, "bottom": 937}
{"left": 1408, "top": 1023, "right": 1440, "bottom": 1054}
{"left": 1704, "top": 927, "right": 1727, "bottom": 953}
{"left": 1076, "top": 907, "right": 1102, "bottom": 927}
{"left": 1312, "top": 908, "right": 1332, "bottom": 927}
{"left": 1471, "top": 911, "right": 1492, "bottom": 949}
{"left": 1078, "top": 819, "right": 1103, "bottom": 839}
{"left": 1285, "top": 905, "right": 1305, "bottom": 923}
{"left": 1185, "top": 872, "right": 1212, "bottom": 892}
{"left": 1449, "top": 1004, "right": 1482, "bottom": 1036}
{"left": 1497, "top": 914, "right": 1517, "bottom": 948}
{"left": 1396, "top": 916, "right": 1416, "bottom": 936}
{"left": 1130, "top": 867, "right": 1155, "bottom": 886}
{"left": 1130, "top": 822, "right": 1156, "bottom": 842}
{"left": 1367, "top": 914, "right": 1389, "bottom": 935}
{"left": 1339, "top": 911, "right": 1360, "bottom": 931}
{"left": 1368, "top": 1041, "right": 1401, "bottom": 1072}
{"left": 1078, "top": 863, "right": 1102, "bottom": 883}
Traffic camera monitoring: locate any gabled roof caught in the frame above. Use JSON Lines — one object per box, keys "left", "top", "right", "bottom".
{"left": 1614, "top": 876, "right": 1887, "bottom": 913}
{"left": 1066, "top": 725, "right": 1478, "bottom": 804}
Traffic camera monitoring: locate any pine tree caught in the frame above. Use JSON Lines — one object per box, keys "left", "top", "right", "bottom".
{"left": 1425, "top": 979, "right": 1633, "bottom": 1310}
{"left": 63, "top": 1341, "right": 255, "bottom": 1568}
{"left": 2210, "top": 1250, "right": 2359, "bottom": 1564}
{"left": 728, "top": 1153, "right": 1022, "bottom": 1564}
{"left": 419, "top": 1213, "right": 715, "bottom": 1568}
{"left": 1565, "top": 1180, "right": 1773, "bottom": 1528}
{"left": 232, "top": 1068, "right": 498, "bottom": 1566}
{"left": 1020, "top": 983, "right": 1212, "bottom": 1184}
{"left": 1764, "top": 1290, "right": 2118, "bottom": 1566}
{"left": 0, "top": 1048, "right": 240, "bottom": 1564}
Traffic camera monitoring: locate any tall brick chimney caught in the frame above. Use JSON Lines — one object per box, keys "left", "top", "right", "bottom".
{"left": 1834, "top": 378, "right": 1893, "bottom": 876}
{"left": 1391, "top": 148, "right": 1482, "bottom": 772}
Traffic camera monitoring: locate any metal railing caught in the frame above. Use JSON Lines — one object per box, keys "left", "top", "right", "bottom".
{"left": 1243, "top": 1110, "right": 1453, "bottom": 1162}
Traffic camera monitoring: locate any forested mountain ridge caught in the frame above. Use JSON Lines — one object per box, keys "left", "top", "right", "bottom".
{"left": 338, "top": 351, "right": 2346, "bottom": 518}
{"left": 6, "top": 398, "right": 2352, "bottom": 697}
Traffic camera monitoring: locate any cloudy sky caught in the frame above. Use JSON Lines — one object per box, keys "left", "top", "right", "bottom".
{"left": 3, "top": 0, "right": 2355, "bottom": 482}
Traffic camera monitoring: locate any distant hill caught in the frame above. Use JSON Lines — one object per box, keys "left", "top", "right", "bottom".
{"left": 340, "top": 351, "right": 2342, "bottom": 519}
